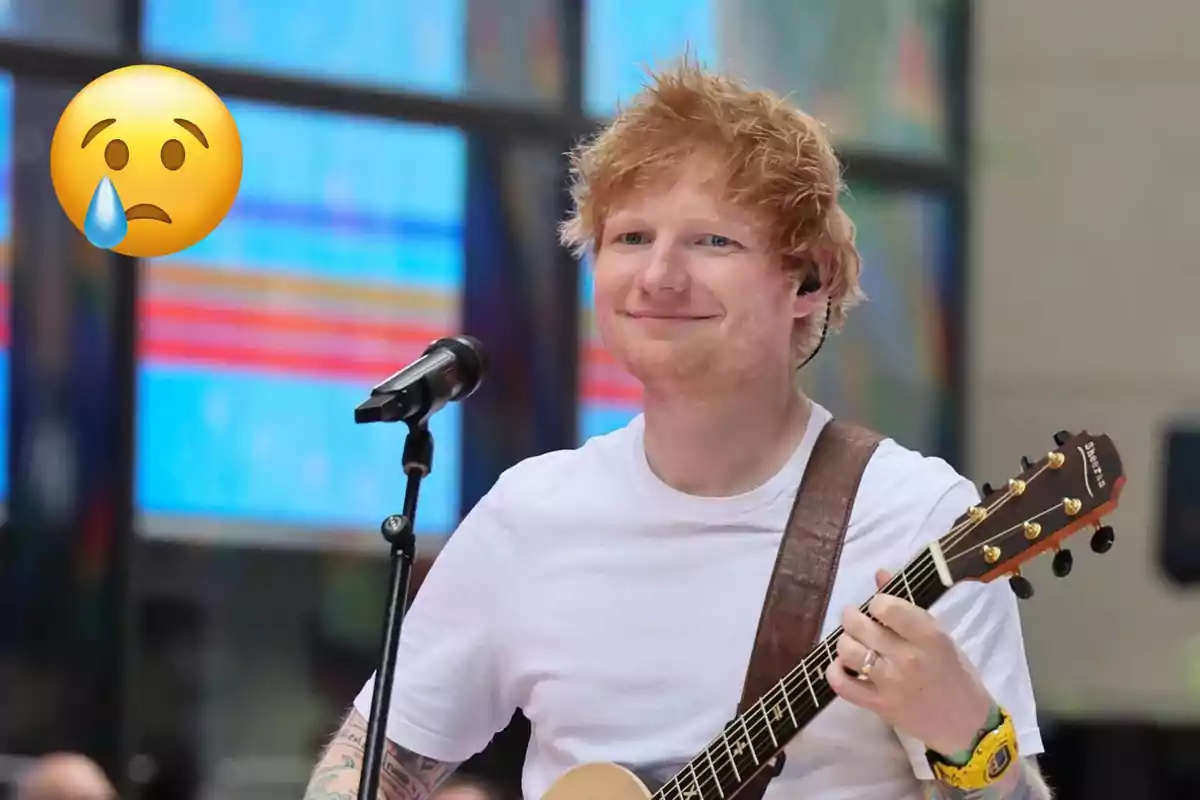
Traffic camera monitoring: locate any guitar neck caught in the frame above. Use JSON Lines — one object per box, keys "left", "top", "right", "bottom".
{"left": 651, "top": 548, "right": 953, "bottom": 800}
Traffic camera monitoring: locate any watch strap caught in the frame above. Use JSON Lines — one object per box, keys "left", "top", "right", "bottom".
{"left": 926, "top": 706, "right": 1019, "bottom": 790}
{"left": 941, "top": 704, "right": 1004, "bottom": 766}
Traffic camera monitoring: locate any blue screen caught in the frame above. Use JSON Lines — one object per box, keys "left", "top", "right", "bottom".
{"left": 135, "top": 101, "right": 465, "bottom": 538}
{"left": 584, "top": 1, "right": 947, "bottom": 155}
{"left": 142, "top": 0, "right": 466, "bottom": 94}
{"left": 585, "top": 0, "right": 716, "bottom": 117}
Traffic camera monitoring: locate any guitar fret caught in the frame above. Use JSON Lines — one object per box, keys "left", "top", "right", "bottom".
{"left": 703, "top": 747, "right": 724, "bottom": 798}
{"left": 823, "top": 638, "right": 836, "bottom": 666}
{"left": 719, "top": 729, "right": 742, "bottom": 784}
{"left": 779, "top": 681, "right": 798, "bottom": 727}
{"left": 801, "top": 661, "right": 820, "bottom": 705}
{"left": 899, "top": 569, "right": 915, "bottom": 603}
{"left": 756, "top": 697, "right": 779, "bottom": 747}
{"left": 768, "top": 681, "right": 796, "bottom": 729}
{"left": 684, "top": 762, "right": 703, "bottom": 798}
{"left": 737, "top": 715, "right": 760, "bottom": 765}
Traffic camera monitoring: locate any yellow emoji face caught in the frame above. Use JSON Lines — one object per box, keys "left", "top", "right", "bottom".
{"left": 49, "top": 64, "right": 242, "bottom": 258}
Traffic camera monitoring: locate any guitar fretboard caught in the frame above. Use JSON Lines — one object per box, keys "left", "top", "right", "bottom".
{"left": 650, "top": 548, "right": 952, "bottom": 800}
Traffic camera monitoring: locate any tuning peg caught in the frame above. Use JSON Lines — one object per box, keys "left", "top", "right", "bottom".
{"left": 1020, "top": 455, "right": 1034, "bottom": 471}
{"left": 1091, "top": 525, "right": 1115, "bottom": 554}
{"left": 1051, "top": 548, "right": 1074, "bottom": 578}
{"left": 1053, "top": 430, "right": 1073, "bottom": 446}
{"left": 1009, "top": 573, "right": 1035, "bottom": 599}
{"left": 981, "top": 482, "right": 994, "bottom": 496}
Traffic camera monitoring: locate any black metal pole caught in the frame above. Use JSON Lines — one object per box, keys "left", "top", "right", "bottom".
{"left": 108, "top": 1, "right": 142, "bottom": 794}
{"left": 359, "top": 422, "right": 433, "bottom": 800}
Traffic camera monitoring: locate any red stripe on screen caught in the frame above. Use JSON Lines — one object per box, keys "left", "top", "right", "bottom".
{"left": 140, "top": 331, "right": 642, "bottom": 404}
{"left": 141, "top": 299, "right": 448, "bottom": 345}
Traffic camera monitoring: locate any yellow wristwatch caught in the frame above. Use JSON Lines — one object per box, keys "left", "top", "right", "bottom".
{"left": 925, "top": 706, "right": 1019, "bottom": 790}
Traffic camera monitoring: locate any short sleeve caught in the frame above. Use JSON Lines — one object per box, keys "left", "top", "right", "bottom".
{"left": 893, "top": 479, "right": 1046, "bottom": 780}
{"left": 353, "top": 485, "right": 518, "bottom": 763}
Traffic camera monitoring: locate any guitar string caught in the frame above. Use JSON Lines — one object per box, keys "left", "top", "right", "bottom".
{"left": 655, "top": 480, "right": 1085, "bottom": 800}
{"left": 650, "top": 554, "right": 955, "bottom": 800}
{"left": 651, "top": 527, "right": 987, "bottom": 799}
{"left": 654, "top": 492, "right": 1078, "bottom": 800}
{"left": 651, "top": 503, "right": 1039, "bottom": 800}
{"left": 652, "top": 481, "right": 1035, "bottom": 799}
{"left": 653, "top": 463, "right": 1073, "bottom": 800}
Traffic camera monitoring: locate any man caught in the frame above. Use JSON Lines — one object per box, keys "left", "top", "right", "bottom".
{"left": 305, "top": 62, "right": 1051, "bottom": 799}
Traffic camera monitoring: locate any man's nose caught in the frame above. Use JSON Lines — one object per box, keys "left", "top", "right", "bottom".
{"left": 637, "top": 241, "right": 689, "bottom": 294}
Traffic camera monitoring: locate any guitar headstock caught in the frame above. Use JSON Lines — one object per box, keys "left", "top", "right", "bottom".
{"left": 939, "top": 430, "right": 1126, "bottom": 599}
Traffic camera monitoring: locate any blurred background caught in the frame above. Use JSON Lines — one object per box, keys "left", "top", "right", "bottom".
{"left": 0, "top": 0, "right": 1197, "bottom": 798}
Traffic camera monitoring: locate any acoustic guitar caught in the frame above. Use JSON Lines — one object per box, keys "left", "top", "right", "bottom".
{"left": 542, "top": 430, "right": 1126, "bottom": 800}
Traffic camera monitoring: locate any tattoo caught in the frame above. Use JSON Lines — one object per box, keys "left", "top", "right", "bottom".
{"left": 379, "top": 744, "right": 458, "bottom": 799}
{"left": 307, "top": 755, "right": 358, "bottom": 800}
{"left": 926, "top": 758, "right": 1053, "bottom": 800}
{"left": 304, "top": 708, "right": 459, "bottom": 800}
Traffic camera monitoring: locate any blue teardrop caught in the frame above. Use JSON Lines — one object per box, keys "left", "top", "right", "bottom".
{"left": 83, "top": 175, "right": 127, "bottom": 250}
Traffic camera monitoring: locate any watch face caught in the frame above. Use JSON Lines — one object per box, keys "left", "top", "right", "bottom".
{"left": 987, "top": 744, "right": 1014, "bottom": 780}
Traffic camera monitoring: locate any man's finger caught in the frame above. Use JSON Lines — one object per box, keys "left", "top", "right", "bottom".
{"left": 841, "top": 606, "right": 906, "bottom": 655}
{"left": 875, "top": 569, "right": 891, "bottom": 590}
{"left": 866, "top": 593, "right": 939, "bottom": 644}
{"left": 827, "top": 659, "right": 881, "bottom": 708}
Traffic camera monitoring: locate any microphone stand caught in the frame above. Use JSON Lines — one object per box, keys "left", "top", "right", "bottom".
{"left": 358, "top": 420, "right": 433, "bottom": 800}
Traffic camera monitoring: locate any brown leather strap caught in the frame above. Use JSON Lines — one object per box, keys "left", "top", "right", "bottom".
{"left": 735, "top": 419, "right": 883, "bottom": 799}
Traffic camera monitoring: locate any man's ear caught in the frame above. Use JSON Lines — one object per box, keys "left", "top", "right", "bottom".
{"left": 792, "top": 269, "right": 825, "bottom": 318}
{"left": 797, "top": 271, "right": 822, "bottom": 296}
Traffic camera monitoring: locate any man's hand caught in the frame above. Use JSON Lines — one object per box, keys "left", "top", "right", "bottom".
{"left": 305, "top": 708, "right": 459, "bottom": 800}
{"left": 825, "top": 569, "right": 996, "bottom": 756}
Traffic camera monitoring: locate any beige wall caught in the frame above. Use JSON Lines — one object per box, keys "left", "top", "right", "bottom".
{"left": 972, "top": 0, "right": 1200, "bottom": 720}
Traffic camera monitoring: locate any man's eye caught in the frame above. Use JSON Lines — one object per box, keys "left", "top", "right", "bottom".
{"left": 614, "top": 232, "right": 647, "bottom": 245}
{"left": 699, "top": 234, "right": 737, "bottom": 248}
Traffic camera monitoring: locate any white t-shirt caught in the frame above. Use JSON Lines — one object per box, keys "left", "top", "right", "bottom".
{"left": 354, "top": 402, "right": 1043, "bottom": 799}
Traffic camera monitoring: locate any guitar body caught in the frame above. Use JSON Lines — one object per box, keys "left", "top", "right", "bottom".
{"left": 541, "top": 763, "right": 653, "bottom": 800}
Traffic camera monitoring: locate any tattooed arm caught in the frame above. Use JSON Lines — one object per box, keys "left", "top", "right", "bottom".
{"left": 924, "top": 758, "right": 1052, "bottom": 799}
{"left": 305, "top": 708, "right": 460, "bottom": 800}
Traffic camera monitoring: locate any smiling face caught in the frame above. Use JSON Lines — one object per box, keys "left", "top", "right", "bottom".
{"left": 563, "top": 62, "right": 866, "bottom": 392}
{"left": 49, "top": 64, "right": 243, "bottom": 258}
{"left": 592, "top": 160, "right": 822, "bottom": 390}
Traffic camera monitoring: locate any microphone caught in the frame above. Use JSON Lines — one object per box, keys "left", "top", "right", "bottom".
{"left": 354, "top": 335, "right": 487, "bottom": 425}
{"left": 353, "top": 337, "right": 486, "bottom": 797}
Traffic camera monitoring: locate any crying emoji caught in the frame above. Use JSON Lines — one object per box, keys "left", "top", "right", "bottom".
{"left": 49, "top": 64, "right": 242, "bottom": 258}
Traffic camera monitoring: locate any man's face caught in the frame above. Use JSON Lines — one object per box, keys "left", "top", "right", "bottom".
{"left": 591, "top": 162, "right": 821, "bottom": 391}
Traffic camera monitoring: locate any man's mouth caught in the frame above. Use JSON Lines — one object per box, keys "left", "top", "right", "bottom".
{"left": 125, "top": 203, "right": 172, "bottom": 223}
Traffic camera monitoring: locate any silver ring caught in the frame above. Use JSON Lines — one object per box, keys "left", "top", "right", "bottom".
{"left": 857, "top": 649, "right": 879, "bottom": 682}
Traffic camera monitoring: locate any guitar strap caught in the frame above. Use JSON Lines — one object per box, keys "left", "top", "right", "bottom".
{"left": 735, "top": 419, "right": 883, "bottom": 800}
